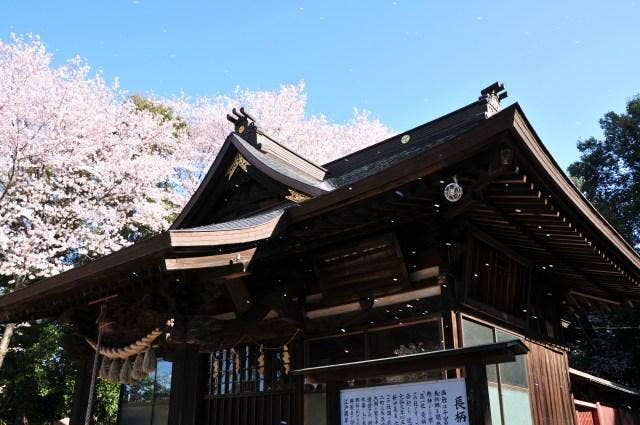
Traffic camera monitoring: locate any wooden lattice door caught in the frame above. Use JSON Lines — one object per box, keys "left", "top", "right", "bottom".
{"left": 200, "top": 344, "right": 301, "bottom": 425}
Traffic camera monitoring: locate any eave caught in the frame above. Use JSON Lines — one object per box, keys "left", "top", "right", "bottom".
{"left": 287, "top": 105, "right": 640, "bottom": 288}
{"left": 168, "top": 207, "right": 286, "bottom": 247}
{"left": 0, "top": 232, "right": 172, "bottom": 321}
{"left": 509, "top": 105, "right": 640, "bottom": 276}
{"left": 292, "top": 340, "right": 528, "bottom": 382}
{"left": 570, "top": 368, "right": 640, "bottom": 397}
{"left": 0, "top": 208, "right": 288, "bottom": 323}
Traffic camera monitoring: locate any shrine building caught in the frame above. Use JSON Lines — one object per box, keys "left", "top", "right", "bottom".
{"left": 1, "top": 82, "right": 639, "bottom": 425}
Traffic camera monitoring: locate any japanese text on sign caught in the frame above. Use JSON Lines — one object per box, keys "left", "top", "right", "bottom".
{"left": 340, "top": 378, "right": 468, "bottom": 425}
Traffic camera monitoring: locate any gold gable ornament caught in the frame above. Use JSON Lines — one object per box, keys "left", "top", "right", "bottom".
{"left": 285, "top": 189, "right": 310, "bottom": 203}
{"left": 226, "top": 153, "right": 250, "bottom": 180}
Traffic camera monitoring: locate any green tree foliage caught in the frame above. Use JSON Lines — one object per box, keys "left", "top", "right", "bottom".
{"left": 568, "top": 96, "right": 640, "bottom": 248}
{"left": 94, "top": 380, "right": 120, "bottom": 425}
{"left": 130, "top": 94, "right": 188, "bottom": 225}
{"left": 565, "top": 308, "right": 640, "bottom": 388}
{"left": 131, "top": 94, "right": 187, "bottom": 138}
{"left": 0, "top": 320, "right": 121, "bottom": 424}
{"left": 0, "top": 322, "right": 75, "bottom": 423}
{"left": 567, "top": 95, "right": 640, "bottom": 389}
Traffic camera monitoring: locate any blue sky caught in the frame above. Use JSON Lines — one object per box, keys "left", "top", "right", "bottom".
{"left": 2, "top": 0, "right": 639, "bottom": 170}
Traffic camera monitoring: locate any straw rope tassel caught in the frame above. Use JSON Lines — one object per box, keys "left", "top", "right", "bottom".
{"left": 142, "top": 347, "right": 156, "bottom": 373}
{"left": 119, "top": 358, "right": 132, "bottom": 384}
{"left": 132, "top": 352, "right": 145, "bottom": 380}
{"left": 99, "top": 356, "right": 110, "bottom": 379}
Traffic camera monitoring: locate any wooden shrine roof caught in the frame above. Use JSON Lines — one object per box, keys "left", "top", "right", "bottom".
{"left": 570, "top": 368, "right": 640, "bottom": 398}
{"left": 2, "top": 82, "right": 640, "bottom": 323}
{"left": 324, "top": 89, "right": 497, "bottom": 186}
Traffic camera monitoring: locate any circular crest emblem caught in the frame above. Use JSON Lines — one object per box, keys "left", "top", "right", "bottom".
{"left": 401, "top": 134, "right": 411, "bottom": 144}
{"left": 444, "top": 182, "right": 463, "bottom": 202}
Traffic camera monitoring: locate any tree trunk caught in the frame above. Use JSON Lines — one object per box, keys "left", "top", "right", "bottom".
{"left": 14, "top": 412, "right": 28, "bottom": 425}
{"left": 0, "top": 322, "right": 17, "bottom": 370}
{"left": 0, "top": 280, "right": 24, "bottom": 370}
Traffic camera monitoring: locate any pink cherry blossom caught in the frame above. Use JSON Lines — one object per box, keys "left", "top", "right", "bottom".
{"left": 0, "top": 35, "right": 391, "bottom": 285}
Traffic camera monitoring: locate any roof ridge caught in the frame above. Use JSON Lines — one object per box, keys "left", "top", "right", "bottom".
{"left": 256, "top": 129, "right": 328, "bottom": 175}
{"left": 323, "top": 82, "right": 508, "bottom": 176}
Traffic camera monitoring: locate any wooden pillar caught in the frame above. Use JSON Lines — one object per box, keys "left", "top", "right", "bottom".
{"left": 443, "top": 311, "right": 463, "bottom": 379}
{"left": 168, "top": 344, "right": 201, "bottom": 425}
{"left": 441, "top": 273, "right": 461, "bottom": 380}
{"left": 465, "top": 363, "right": 492, "bottom": 425}
{"left": 69, "top": 354, "right": 92, "bottom": 425}
{"left": 325, "top": 381, "right": 340, "bottom": 425}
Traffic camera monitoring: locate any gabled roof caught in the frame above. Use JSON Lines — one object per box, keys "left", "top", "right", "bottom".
{"left": 232, "top": 133, "right": 331, "bottom": 194}
{"left": 171, "top": 130, "right": 329, "bottom": 229}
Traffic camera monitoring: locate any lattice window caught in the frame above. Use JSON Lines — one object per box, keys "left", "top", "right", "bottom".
{"left": 206, "top": 344, "right": 294, "bottom": 396}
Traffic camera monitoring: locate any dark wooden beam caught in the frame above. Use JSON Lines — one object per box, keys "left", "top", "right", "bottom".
{"left": 292, "top": 340, "right": 527, "bottom": 382}
{"left": 224, "top": 279, "right": 253, "bottom": 315}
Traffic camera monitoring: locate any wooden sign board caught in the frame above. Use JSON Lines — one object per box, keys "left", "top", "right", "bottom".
{"left": 340, "top": 378, "right": 469, "bottom": 425}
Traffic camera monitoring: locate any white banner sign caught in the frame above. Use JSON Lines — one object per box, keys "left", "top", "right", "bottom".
{"left": 340, "top": 378, "right": 469, "bottom": 425}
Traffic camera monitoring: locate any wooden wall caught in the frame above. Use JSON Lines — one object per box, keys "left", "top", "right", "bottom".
{"left": 525, "top": 340, "right": 577, "bottom": 425}
{"left": 464, "top": 233, "right": 531, "bottom": 322}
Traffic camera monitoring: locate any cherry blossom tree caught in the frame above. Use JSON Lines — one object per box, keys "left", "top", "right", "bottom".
{"left": 0, "top": 35, "right": 391, "bottom": 371}
{"left": 167, "top": 82, "right": 391, "bottom": 195}
{"left": 0, "top": 35, "right": 186, "bottom": 368}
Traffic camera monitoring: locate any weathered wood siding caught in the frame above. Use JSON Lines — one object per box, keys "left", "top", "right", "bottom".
{"left": 526, "top": 341, "right": 577, "bottom": 425}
